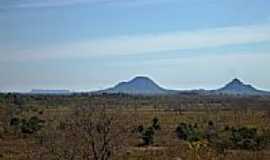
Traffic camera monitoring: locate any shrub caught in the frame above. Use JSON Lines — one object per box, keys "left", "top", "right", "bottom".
{"left": 176, "top": 123, "right": 202, "bottom": 142}
{"left": 152, "top": 117, "right": 161, "bottom": 130}
{"left": 137, "top": 125, "right": 144, "bottom": 133}
{"left": 209, "top": 126, "right": 266, "bottom": 151}
{"left": 10, "top": 117, "right": 20, "bottom": 126}
{"left": 134, "top": 117, "right": 161, "bottom": 146}
{"left": 10, "top": 116, "right": 45, "bottom": 134}
{"left": 142, "top": 127, "right": 155, "bottom": 145}
{"left": 230, "top": 127, "right": 262, "bottom": 150}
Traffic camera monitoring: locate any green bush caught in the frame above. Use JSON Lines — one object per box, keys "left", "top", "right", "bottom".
{"left": 137, "top": 125, "right": 144, "bottom": 133}
{"left": 209, "top": 126, "right": 266, "bottom": 151}
{"left": 176, "top": 123, "right": 202, "bottom": 142}
{"left": 142, "top": 127, "right": 155, "bottom": 145}
{"left": 10, "top": 117, "right": 20, "bottom": 126}
{"left": 10, "top": 116, "right": 45, "bottom": 134}
{"left": 230, "top": 127, "right": 262, "bottom": 150}
{"left": 175, "top": 122, "right": 266, "bottom": 151}
{"left": 152, "top": 117, "right": 161, "bottom": 130}
{"left": 134, "top": 117, "right": 161, "bottom": 146}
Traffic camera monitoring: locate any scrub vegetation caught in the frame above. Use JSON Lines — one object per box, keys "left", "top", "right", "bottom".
{"left": 0, "top": 93, "right": 270, "bottom": 160}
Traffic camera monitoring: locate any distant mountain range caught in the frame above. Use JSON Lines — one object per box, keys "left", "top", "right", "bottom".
{"left": 96, "top": 76, "right": 270, "bottom": 96}
{"left": 27, "top": 77, "right": 269, "bottom": 96}
{"left": 30, "top": 89, "right": 71, "bottom": 95}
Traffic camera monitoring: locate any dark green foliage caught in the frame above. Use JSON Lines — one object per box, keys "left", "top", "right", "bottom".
{"left": 230, "top": 127, "right": 262, "bottom": 150}
{"left": 10, "top": 117, "right": 20, "bottom": 126}
{"left": 134, "top": 117, "right": 161, "bottom": 146}
{"left": 260, "top": 129, "right": 270, "bottom": 148}
{"left": 176, "top": 123, "right": 202, "bottom": 142}
{"left": 175, "top": 122, "right": 268, "bottom": 151}
{"left": 209, "top": 126, "right": 267, "bottom": 151}
{"left": 142, "top": 127, "right": 155, "bottom": 145}
{"left": 152, "top": 117, "right": 161, "bottom": 130}
{"left": 137, "top": 125, "right": 144, "bottom": 133}
{"left": 28, "top": 116, "right": 45, "bottom": 133}
{"left": 10, "top": 116, "right": 45, "bottom": 134}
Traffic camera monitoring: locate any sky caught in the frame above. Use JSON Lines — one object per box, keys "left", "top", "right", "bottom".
{"left": 0, "top": 0, "right": 270, "bottom": 92}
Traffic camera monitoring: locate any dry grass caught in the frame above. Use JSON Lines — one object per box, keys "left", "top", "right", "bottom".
{"left": 0, "top": 95, "right": 270, "bottom": 160}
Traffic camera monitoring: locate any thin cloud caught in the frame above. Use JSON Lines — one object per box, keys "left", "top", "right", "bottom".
{"left": 2, "top": 23, "right": 270, "bottom": 61}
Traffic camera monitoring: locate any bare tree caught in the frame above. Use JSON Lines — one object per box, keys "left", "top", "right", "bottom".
{"left": 38, "top": 105, "right": 132, "bottom": 160}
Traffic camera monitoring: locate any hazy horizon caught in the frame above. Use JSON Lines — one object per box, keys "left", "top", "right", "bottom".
{"left": 1, "top": 76, "right": 269, "bottom": 93}
{"left": 1, "top": 0, "right": 270, "bottom": 92}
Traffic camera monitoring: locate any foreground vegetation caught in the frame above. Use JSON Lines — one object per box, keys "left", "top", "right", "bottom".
{"left": 0, "top": 93, "right": 270, "bottom": 160}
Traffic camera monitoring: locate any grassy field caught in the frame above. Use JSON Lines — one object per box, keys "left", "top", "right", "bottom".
{"left": 0, "top": 93, "right": 270, "bottom": 160}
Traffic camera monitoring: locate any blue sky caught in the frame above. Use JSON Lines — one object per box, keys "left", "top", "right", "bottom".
{"left": 0, "top": 0, "right": 270, "bottom": 92}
